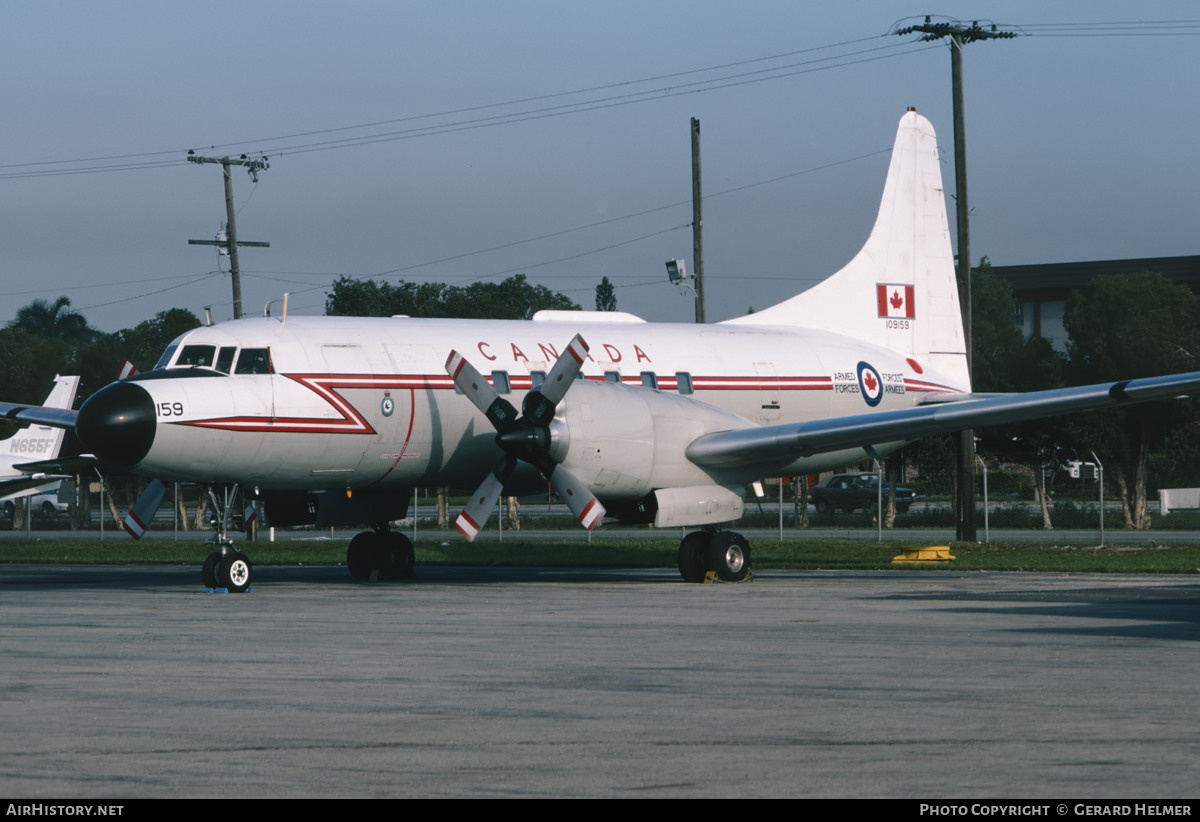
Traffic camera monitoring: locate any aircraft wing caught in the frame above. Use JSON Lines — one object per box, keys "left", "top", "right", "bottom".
{"left": 685, "top": 371, "right": 1200, "bottom": 473}
{"left": 14, "top": 455, "right": 101, "bottom": 475}
{"left": 0, "top": 475, "right": 68, "bottom": 500}
{"left": 0, "top": 402, "right": 79, "bottom": 430}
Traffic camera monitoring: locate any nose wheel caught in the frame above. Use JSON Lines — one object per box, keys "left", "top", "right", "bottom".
{"left": 199, "top": 485, "right": 255, "bottom": 593}
{"left": 677, "top": 530, "right": 751, "bottom": 583}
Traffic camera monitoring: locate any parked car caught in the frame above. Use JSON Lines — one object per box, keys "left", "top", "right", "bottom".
{"left": 810, "top": 472, "right": 917, "bottom": 515}
{"left": 2, "top": 491, "right": 69, "bottom": 520}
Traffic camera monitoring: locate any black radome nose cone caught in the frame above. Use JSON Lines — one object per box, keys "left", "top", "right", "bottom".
{"left": 76, "top": 381, "right": 157, "bottom": 467}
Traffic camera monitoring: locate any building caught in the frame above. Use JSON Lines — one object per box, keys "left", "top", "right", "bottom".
{"left": 991, "top": 255, "right": 1200, "bottom": 351}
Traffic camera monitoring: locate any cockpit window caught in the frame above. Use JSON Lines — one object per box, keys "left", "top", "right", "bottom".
{"left": 154, "top": 344, "right": 179, "bottom": 371}
{"left": 215, "top": 346, "right": 237, "bottom": 374}
{"left": 176, "top": 344, "right": 217, "bottom": 368}
{"left": 235, "top": 348, "right": 272, "bottom": 375}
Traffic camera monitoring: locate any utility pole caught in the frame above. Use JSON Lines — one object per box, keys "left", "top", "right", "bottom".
{"left": 691, "top": 117, "right": 706, "bottom": 324}
{"left": 893, "top": 17, "right": 1016, "bottom": 542}
{"left": 187, "top": 152, "right": 271, "bottom": 319}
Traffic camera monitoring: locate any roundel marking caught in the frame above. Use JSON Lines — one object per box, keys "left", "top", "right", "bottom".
{"left": 857, "top": 361, "right": 883, "bottom": 407}
{"left": 381, "top": 395, "right": 395, "bottom": 417}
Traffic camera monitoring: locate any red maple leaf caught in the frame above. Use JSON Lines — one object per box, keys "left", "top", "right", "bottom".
{"left": 864, "top": 371, "right": 877, "bottom": 392}
{"left": 890, "top": 290, "right": 903, "bottom": 309}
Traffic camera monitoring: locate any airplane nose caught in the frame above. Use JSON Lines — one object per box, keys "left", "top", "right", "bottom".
{"left": 76, "top": 381, "right": 157, "bottom": 467}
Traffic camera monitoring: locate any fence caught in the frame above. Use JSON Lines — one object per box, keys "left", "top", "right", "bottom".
{"left": 5, "top": 456, "right": 1200, "bottom": 538}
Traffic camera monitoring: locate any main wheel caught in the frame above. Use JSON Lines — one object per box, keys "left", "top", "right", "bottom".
{"left": 382, "top": 531, "right": 415, "bottom": 579}
{"left": 708, "top": 532, "right": 751, "bottom": 582}
{"left": 201, "top": 551, "right": 221, "bottom": 588}
{"left": 3, "top": 501, "right": 14, "bottom": 519}
{"left": 217, "top": 551, "right": 253, "bottom": 593}
{"left": 347, "top": 531, "right": 382, "bottom": 581}
{"left": 677, "top": 531, "right": 709, "bottom": 583}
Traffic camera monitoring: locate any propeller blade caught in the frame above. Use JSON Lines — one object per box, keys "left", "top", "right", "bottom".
{"left": 523, "top": 334, "right": 589, "bottom": 426}
{"left": 446, "top": 350, "right": 519, "bottom": 430}
{"left": 123, "top": 478, "right": 166, "bottom": 540}
{"left": 549, "top": 464, "right": 605, "bottom": 530}
{"left": 454, "top": 457, "right": 517, "bottom": 541}
{"left": 539, "top": 334, "right": 589, "bottom": 406}
{"left": 118, "top": 360, "right": 138, "bottom": 380}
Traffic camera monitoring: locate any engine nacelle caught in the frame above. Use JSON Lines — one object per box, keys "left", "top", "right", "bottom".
{"left": 553, "top": 381, "right": 754, "bottom": 498}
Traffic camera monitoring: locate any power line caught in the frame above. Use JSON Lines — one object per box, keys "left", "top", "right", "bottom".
{"left": 249, "top": 145, "right": 892, "bottom": 295}
{"left": 0, "top": 38, "right": 926, "bottom": 179}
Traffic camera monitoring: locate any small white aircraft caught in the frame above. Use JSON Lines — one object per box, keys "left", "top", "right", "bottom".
{"left": 3, "top": 110, "right": 1198, "bottom": 591}
{"left": 0, "top": 375, "right": 80, "bottom": 517}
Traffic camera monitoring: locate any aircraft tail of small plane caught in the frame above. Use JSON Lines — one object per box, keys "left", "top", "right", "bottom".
{"left": 0, "top": 375, "right": 80, "bottom": 502}
{"left": 2, "top": 375, "right": 79, "bottom": 464}
{"left": 724, "top": 108, "right": 970, "bottom": 392}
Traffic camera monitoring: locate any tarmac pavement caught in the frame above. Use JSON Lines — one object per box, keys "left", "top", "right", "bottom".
{"left": 1, "top": 564, "right": 1197, "bottom": 798}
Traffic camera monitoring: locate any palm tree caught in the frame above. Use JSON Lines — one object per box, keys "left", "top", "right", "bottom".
{"left": 7, "top": 296, "right": 94, "bottom": 343}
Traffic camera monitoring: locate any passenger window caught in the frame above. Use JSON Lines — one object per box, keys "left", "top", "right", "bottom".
{"left": 176, "top": 345, "right": 216, "bottom": 368}
{"left": 216, "top": 347, "right": 237, "bottom": 373}
{"left": 491, "top": 371, "right": 511, "bottom": 394}
{"left": 603, "top": 371, "right": 621, "bottom": 383}
{"left": 235, "top": 348, "right": 272, "bottom": 375}
{"left": 676, "top": 372, "right": 693, "bottom": 395}
{"left": 640, "top": 372, "right": 658, "bottom": 389}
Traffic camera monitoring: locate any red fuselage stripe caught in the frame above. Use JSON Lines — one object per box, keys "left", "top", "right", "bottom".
{"left": 174, "top": 371, "right": 961, "bottom": 434}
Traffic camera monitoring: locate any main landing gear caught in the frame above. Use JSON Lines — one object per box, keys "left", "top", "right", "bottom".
{"left": 677, "top": 529, "right": 751, "bottom": 583}
{"left": 346, "top": 525, "right": 415, "bottom": 582}
{"left": 200, "top": 485, "right": 254, "bottom": 593}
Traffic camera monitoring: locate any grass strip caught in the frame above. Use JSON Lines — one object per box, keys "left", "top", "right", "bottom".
{"left": 3, "top": 536, "right": 1199, "bottom": 574}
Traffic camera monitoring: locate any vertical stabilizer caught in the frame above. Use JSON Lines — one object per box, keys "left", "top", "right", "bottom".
{"left": 3, "top": 375, "right": 80, "bottom": 462}
{"left": 724, "top": 110, "right": 969, "bottom": 390}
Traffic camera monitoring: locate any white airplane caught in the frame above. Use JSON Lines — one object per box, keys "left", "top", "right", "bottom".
{"left": 3, "top": 109, "right": 1198, "bottom": 591}
{"left": 0, "top": 375, "right": 80, "bottom": 517}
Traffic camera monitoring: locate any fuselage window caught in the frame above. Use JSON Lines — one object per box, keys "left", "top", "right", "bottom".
{"left": 491, "top": 371, "right": 511, "bottom": 394}
{"left": 216, "top": 347, "right": 237, "bottom": 374}
{"left": 640, "top": 371, "right": 658, "bottom": 389}
{"left": 676, "top": 372, "right": 694, "bottom": 395}
{"left": 235, "top": 348, "right": 272, "bottom": 375}
{"left": 176, "top": 344, "right": 216, "bottom": 368}
{"left": 603, "top": 371, "right": 621, "bottom": 384}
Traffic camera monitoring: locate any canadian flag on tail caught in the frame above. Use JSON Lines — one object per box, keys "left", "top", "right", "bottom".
{"left": 876, "top": 284, "right": 915, "bottom": 319}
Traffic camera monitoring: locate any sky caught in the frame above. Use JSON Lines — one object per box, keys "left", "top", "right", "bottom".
{"left": 3, "top": 1, "right": 1198, "bottom": 336}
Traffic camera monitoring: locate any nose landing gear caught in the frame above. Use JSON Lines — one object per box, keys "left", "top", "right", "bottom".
{"left": 200, "top": 485, "right": 254, "bottom": 593}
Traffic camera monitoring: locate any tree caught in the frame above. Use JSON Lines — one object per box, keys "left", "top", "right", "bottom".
{"left": 326, "top": 274, "right": 579, "bottom": 320}
{"left": 594, "top": 277, "right": 617, "bottom": 311}
{"left": 69, "top": 308, "right": 202, "bottom": 400}
{"left": 7, "top": 296, "right": 94, "bottom": 344}
{"left": 1063, "top": 272, "right": 1200, "bottom": 528}
{"left": 969, "top": 259, "right": 1024, "bottom": 392}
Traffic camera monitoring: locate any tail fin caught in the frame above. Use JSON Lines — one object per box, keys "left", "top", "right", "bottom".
{"left": 723, "top": 109, "right": 969, "bottom": 390}
{"left": 5, "top": 375, "right": 80, "bottom": 459}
